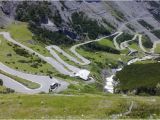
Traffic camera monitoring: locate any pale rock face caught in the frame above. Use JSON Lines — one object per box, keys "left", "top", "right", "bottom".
{"left": 0, "top": 1, "right": 160, "bottom": 41}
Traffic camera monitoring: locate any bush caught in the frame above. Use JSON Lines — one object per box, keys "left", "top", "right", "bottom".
{"left": 0, "top": 86, "right": 15, "bottom": 94}
{"left": 30, "top": 63, "right": 39, "bottom": 68}
{"left": 142, "top": 35, "right": 153, "bottom": 48}
{"left": 0, "top": 79, "right": 3, "bottom": 86}
{"left": 156, "top": 83, "right": 160, "bottom": 95}
{"left": 6, "top": 53, "right": 12, "bottom": 57}
{"left": 13, "top": 47, "right": 30, "bottom": 57}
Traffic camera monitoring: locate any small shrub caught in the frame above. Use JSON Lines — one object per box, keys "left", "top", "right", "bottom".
{"left": 0, "top": 79, "right": 3, "bottom": 86}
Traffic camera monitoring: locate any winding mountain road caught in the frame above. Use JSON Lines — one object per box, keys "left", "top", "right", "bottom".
{"left": 0, "top": 25, "right": 159, "bottom": 94}
{"left": 0, "top": 31, "right": 118, "bottom": 93}
{"left": 69, "top": 32, "right": 119, "bottom": 65}
{"left": 0, "top": 62, "right": 69, "bottom": 94}
{"left": 0, "top": 32, "right": 71, "bottom": 93}
{"left": 47, "top": 32, "right": 119, "bottom": 69}
{"left": 0, "top": 32, "right": 73, "bottom": 76}
{"left": 113, "top": 32, "right": 123, "bottom": 50}
{"left": 114, "top": 32, "right": 148, "bottom": 53}
{"left": 46, "top": 46, "right": 80, "bottom": 73}
{"left": 120, "top": 34, "right": 138, "bottom": 50}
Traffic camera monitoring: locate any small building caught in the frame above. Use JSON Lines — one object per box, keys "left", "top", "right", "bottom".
{"left": 75, "top": 69, "right": 90, "bottom": 80}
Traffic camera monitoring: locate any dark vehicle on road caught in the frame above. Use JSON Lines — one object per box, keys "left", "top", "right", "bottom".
{"left": 49, "top": 83, "right": 61, "bottom": 92}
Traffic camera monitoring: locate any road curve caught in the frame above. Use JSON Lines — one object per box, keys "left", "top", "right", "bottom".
{"left": 47, "top": 33, "right": 119, "bottom": 68}
{"left": 0, "top": 62, "right": 69, "bottom": 94}
{"left": 113, "top": 32, "right": 123, "bottom": 50}
{"left": 138, "top": 35, "right": 147, "bottom": 52}
{"left": 70, "top": 32, "right": 119, "bottom": 65}
{"left": 0, "top": 32, "right": 72, "bottom": 76}
{"left": 0, "top": 29, "right": 157, "bottom": 94}
{"left": 46, "top": 46, "right": 80, "bottom": 73}
{"left": 120, "top": 34, "right": 138, "bottom": 50}
{"left": 47, "top": 45, "right": 88, "bottom": 65}
{"left": 114, "top": 32, "right": 148, "bottom": 53}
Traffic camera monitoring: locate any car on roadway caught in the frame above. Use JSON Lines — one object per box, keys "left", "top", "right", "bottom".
{"left": 49, "top": 82, "right": 61, "bottom": 92}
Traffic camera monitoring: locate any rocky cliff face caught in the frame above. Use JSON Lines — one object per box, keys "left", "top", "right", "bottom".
{"left": 0, "top": 1, "right": 160, "bottom": 41}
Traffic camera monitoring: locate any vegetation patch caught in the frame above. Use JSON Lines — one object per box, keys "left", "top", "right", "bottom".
{"left": 138, "top": 19, "right": 154, "bottom": 30}
{"left": 0, "top": 35, "right": 58, "bottom": 76}
{"left": 77, "top": 47, "right": 130, "bottom": 69}
{"left": 116, "top": 62, "right": 160, "bottom": 95}
{"left": 0, "top": 86, "right": 14, "bottom": 94}
{"left": 102, "top": 19, "right": 115, "bottom": 31}
{"left": 16, "top": 1, "right": 51, "bottom": 24}
{"left": 71, "top": 12, "right": 110, "bottom": 39}
{"left": 126, "top": 24, "right": 135, "bottom": 32}
{"left": 15, "top": 1, "right": 73, "bottom": 45}
{"left": 29, "top": 23, "right": 74, "bottom": 45}
{"left": 0, "top": 79, "right": 14, "bottom": 94}
{"left": 141, "top": 34, "right": 153, "bottom": 48}
{"left": 81, "top": 38, "right": 120, "bottom": 54}
{"left": 4, "top": 22, "right": 51, "bottom": 56}
{"left": 129, "top": 43, "right": 142, "bottom": 52}
{"left": 0, "top": 94, "right": 159, "bottom": 119}
{"left": 116, "top": 33, "right": 133, "bottom": 44}
{"left": 97, "top": 38, "right": 115, "bottom": 48}
{"left": 50, "top": 10, "right": 62, "bottom": 26}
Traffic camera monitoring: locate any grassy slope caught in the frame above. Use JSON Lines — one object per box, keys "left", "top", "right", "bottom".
{"left": 0, "top": 22, "right": 97, "bottom": 91}
{"left": 0, "top": 35, "right": 58, "bottom": 76}
{"left": 97, "top": 38, "right": 115, "bottom": 48}
{"left": 4, "top": 22, "right": 51, "bottom": 56}
{"left": 55, "top": 39, "right": 114, "bottom": 67}
{"left": 59, "top": 38, "right": 116, "bottom": 67}
{"left": 128, "top": 42, "right": 146, "bottom": 57}
{"left": 1, "top": 22, "right": 88, "bottom": 82}
{"left": 0, "top": 94, "right": 159, "bottom": 119}
{"left": 129, "top": 43, "right": 142, "bottom": 52}
{"left": 116, "top": 62, "right": 160, "bottom": 90}
{"left": 77, "top": 47, "right": 130, "bottom": 68}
